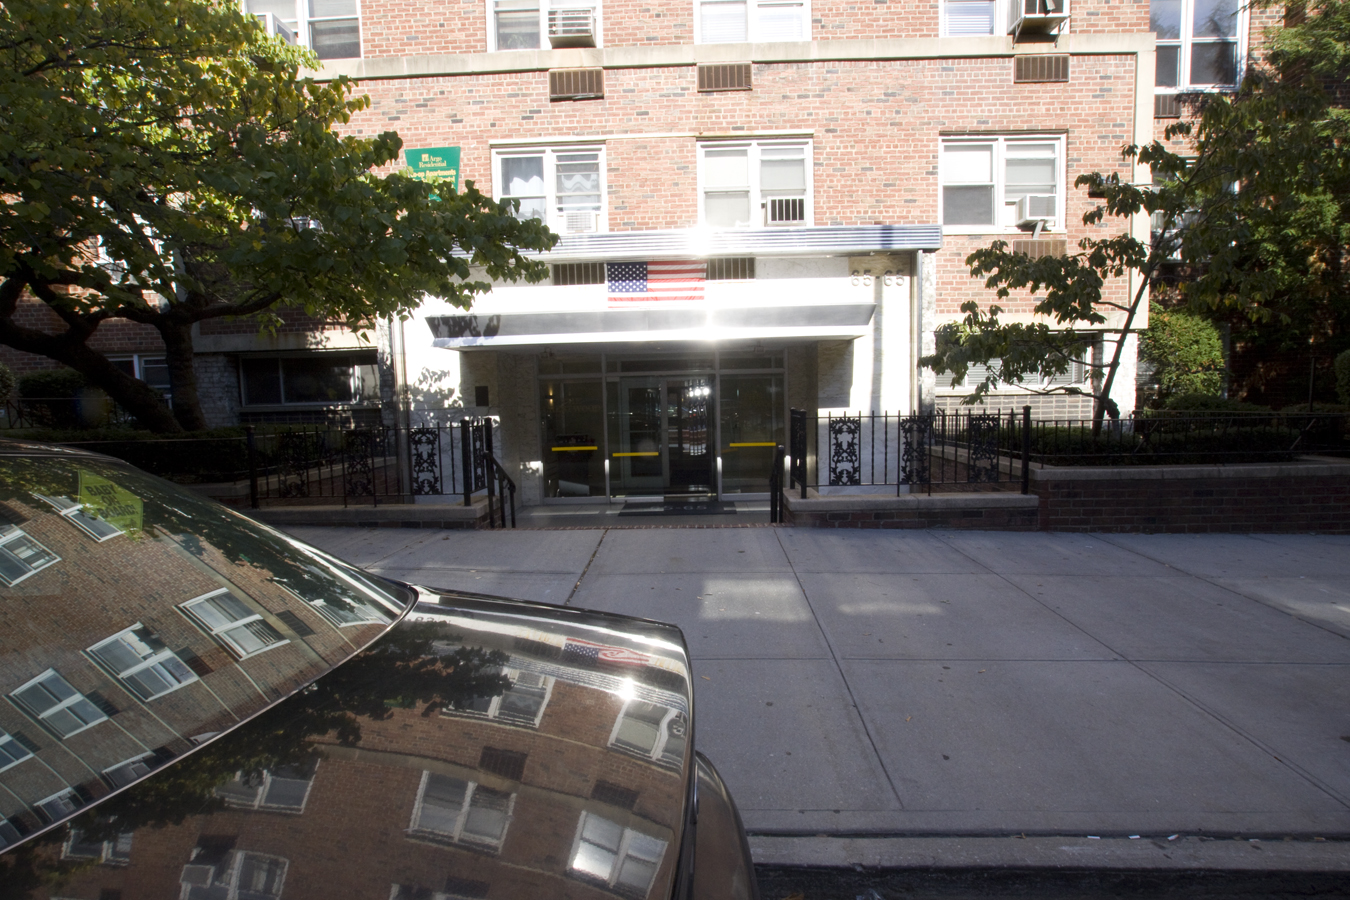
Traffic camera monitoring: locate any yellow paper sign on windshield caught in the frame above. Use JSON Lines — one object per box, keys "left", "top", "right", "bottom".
{"left": 78, "top": 471, "right": 143, "bottom": 536}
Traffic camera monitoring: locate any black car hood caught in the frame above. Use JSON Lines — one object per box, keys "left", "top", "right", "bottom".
{"left": 0, "top": 449, "right": 696, "bottom": 900}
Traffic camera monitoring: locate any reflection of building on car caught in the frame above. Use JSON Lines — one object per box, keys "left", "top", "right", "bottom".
{"left": 0, "top": 443, "right": 758, "bottom": 900}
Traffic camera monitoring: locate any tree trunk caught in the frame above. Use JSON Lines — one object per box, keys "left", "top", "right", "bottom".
{"left": 158, "top": 319, "right": 210, "bottom": 431}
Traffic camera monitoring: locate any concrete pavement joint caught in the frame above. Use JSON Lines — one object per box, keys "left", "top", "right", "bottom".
{"left": 564, "top": 528, "right": 608, "bottom": 606}
{"left": 773, "top": 527, "right": 907, "bottom": 813}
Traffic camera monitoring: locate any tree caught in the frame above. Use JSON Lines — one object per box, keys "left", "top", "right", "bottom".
{"left": 1, "top": 0, "right": 554, "bottom": 432}
{"left": 922, "top": 0, "right": 1350, "bottom": 418}
{"left": 919, "top": 137, "right": 1208, "bottom": 427}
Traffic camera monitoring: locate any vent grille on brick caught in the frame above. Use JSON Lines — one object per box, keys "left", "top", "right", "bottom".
{"left": 698, "top": 63, "right": 752, "bottom": 92}
{"left": 1013, "top": 55, "right": 1069, "bottom": 83}
{"left": 552, "top": 262, "right": 606, "bottom": 285}
{"left": 1155, "top": 93, "right": 1182, "bottom": 118}
{"left": 1011, "top": 239, "right": 1068, "bottom": 258}
{"left": 549, "top": 68, "right": 604, "bottom": 100}
{"left": 706, "top": 258, "right": 755, "bottom": 280}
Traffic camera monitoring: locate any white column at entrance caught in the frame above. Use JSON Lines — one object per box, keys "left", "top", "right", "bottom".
{"left": 846, "top": 254, "right": 912, "bottom": 415}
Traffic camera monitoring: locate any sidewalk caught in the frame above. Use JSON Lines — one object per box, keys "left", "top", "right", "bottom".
{"left": 285, "top": 524, "right": 1350, "bottom": 870}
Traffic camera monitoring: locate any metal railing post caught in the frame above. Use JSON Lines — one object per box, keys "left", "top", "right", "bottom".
{"left": 1021, "top": 405, "right": 1032, "bottom": 495}
{"left": 246, "top": 426, "right": 259, "bottom": 510}
{"left": 461, "top": 419, "right": 472, "bottom": 507}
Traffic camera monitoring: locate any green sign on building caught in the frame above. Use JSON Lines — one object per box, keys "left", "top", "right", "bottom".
{"left": 404, "top": 146, "right": 461, "bottom": 193}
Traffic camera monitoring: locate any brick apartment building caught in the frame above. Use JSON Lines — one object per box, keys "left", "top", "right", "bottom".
{"left": 1, "top": 0, "right": 1280, "bottom": 505}
{"left": 22, "top": 606, "right": 695, "bottom": 900}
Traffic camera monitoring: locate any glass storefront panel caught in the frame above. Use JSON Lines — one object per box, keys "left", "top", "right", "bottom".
{"left": 540, "top": 380, "right": 605, "bottom": 498}
{"left": 719, "top": 374, "right": 784, "bottom": 494}
{"left": 607, "top": 379, "right": 664, "bottom": 496}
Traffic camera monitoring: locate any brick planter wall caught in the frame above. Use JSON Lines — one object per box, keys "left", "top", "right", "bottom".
{"left": 1030, "top": 459, "right": 1350, "bottom": 533}
{"left": 781, "top": 492, "right": 1041, "bottom": 530}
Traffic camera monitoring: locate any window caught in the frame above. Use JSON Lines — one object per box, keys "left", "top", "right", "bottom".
{"left": 494, "top": 147, "right": 605, "bottom": 236}
{"left": 34, "top": 493, "right": 123, "bottom": 542}
{"left": 88, "top": 625, "right": 199, "bottom": 700}
{"left": 34, "top": 788, "right": 85, "bottom": 823}
{"left": 391, "top": 880, "right": 489, "bottom": 900}
{"left": 0, "top": 817, "right": 22, "bottom": 850}
{"left": 11, "top": 670, "right": 108, "bottom": 738}
{"left": 940, "top": 137, "right": 1064, "bottom": 232}
{"left": 490, "top": 0, "right": 600, "bottom": 50}
{"left": 242, "top": 0, "right": 361, "bottom": 59}
{"left": 609, "top": 700, "right": 688, "bottom": 768}
{"left": 63, "top": 828, "right": 133, "bottom": 865}
{"left": 181, "top": 589, "right": 288, "bottom": 659}
{"left": 104, "top": 752, "right": 162, "bottom": 788}
{"left": 0, "top": 526, "right": 58, "bottom": 586}
{"left": 110, "top": 354, "right": 171, "bottom": 399}
{"left": 239, "top": 352, "right": 379, "bottom": 406}
{"left": 448, "top": 668, "right": 553, "bottom": 727}
{"left": 699, "top": 141, "right": 810, "bottom": 228}
{"left": 943, "top": 0, "right": 998, "bottom": 35}
{"left": 942, "top": 356, "right": 1090, "bottom": 391}
{"left": 181, "top": 850, "right": 288, "bottom": 900}
{"left": 1152, "top": 0, "right": 1241, "bottom": 90}
{"left": 569, "top": 812, "right": 668, "bottom": 895}
{"left": 217, "top": 761, "right": 318, "bottom": 812}
{"left": 0, "top": 728, "right": 33, "bottom": 772}
{"left": 697, "top": 0, "right": 808, "bottom": 43}
{"left": 409, "top": 771, "right": 515, "bottom": 850}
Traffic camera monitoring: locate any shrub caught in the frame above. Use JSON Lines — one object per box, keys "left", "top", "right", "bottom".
{"left": 16, "top": 368, "right": 108, "bottom": 429}
{"left": 1336, "top": 348, "right": 1350, "bottom": 406}
{"left": 1160, "top": 392, "right": 1269, "bottom": 413}
{"left": 1139, "top": 302, "right": 1225, "bottom": 404}
{"left": 0, "top": 362, "right": 14, "bottom": 401}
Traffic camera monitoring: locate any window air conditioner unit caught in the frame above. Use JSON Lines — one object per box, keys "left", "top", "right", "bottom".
{"left": 1015, "top": 194, "right": 1056, "bottom": 227}
{"left": 548, "top": 7, "right": 596, "bottom": 47}
{"left": 180, "top": 865, "right": 216, "bottom": 887}
{"left": 254, "top": 12, "right": 297, "bottom": 44}
{"left": 1008, "top": 0, "right": 1068, "bottom": 36}
{"left": 562, "top": 210, "right": 598, "bottom": 234}
{"left": 765, "top": 197, "right": 806, "bottom": 226}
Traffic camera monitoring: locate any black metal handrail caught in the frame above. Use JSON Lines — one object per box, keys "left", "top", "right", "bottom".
{"left": 484, "top": 453, "right": 517, "bottom": 529}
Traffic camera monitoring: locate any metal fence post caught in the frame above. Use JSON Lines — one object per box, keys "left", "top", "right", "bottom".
{"left": 246, "top": 426, "right": 259, "bottom": 510}
{"left": 461, "top": 419, "right": 472, "bottom": 507}
{"left": 1021, "top": 405, "right": 1032, "bottom": 495}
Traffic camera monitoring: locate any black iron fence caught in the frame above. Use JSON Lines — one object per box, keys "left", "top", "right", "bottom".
{"left": 787, "top": 407, "right": 1350, "bottom": 497}
{"left": 1, "top": 397, "right": 136, "bottom": 430}
{"left": 53, "top": 419, "right": 517, "bottom": 525}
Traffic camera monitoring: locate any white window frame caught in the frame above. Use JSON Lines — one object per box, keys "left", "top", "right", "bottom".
{"left": 608, "top": 699, "right": 688, "bottom": 767}
{"left": 1152, "top": 0, "right": 1247, "bottom": 94}
{"left": 444, "top": 667, "right": 554, "bottom": 727}
{"left": 35, "top": 493, "right": 124, "bottom": 542}
{"left": 10, "top": 669, "right": 108, "bottom": 739}
{"left": 0, "top": 728, "right": 33, "bottom": 773}
{"left": 493, "top": 145, "right": 607, "bottom": 236}
{"left": 181, "top": 850, "right": 289, "bottom": 900}
{"left": 217, "top": 762, "right": 318, "bottom": 812}
{"left": 408, "top": 770, "right": 516, "bottom": 851}
{"left": 103, "top": 751, "right": 158, "bottom": 788}
{"left": 697, "top": 139, "right": 813, "bottom": 229}
{"left": 87, "top": 624, "right": 200, "bottom": 701}
{"left": 238, "top": 351, "right": 380, "bottom": 408}
{"left": 938, "top": 355, "right": 1092, "bottom": 393}
{"left": 180, "top": 589, "right": 289, "bottom": 660}
{"left": 941, "top": 0, "right": 1005, "bottom": 36}
{"left": 568, "top": 811, "right": 669, "bottom": 894}
{"left": 939, "top": 135, "right": 1066, "bottom": 234}
{"left": 487, "top": 0, "right": 603, "bottom": 51}
{"left": 241, "top": 0, "right": 362, "bottom": 60}
{"left": 62, "top": 827, "right": 133, "bottom": 865}
{"left": 694, "top": 0, "right": 811, "bottom": 44}
{"left": 0, "top": 526, "right": 59, "bottom": 586}
{"left": 109, "top": 354, "right": 171, "bottom": 398}
{"left": 34, "top": 788, "right": 84, "bottom": 823}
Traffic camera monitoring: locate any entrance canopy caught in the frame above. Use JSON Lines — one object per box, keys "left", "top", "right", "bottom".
{"left": 428, "top": 301, "right": 876, "bottom": 348}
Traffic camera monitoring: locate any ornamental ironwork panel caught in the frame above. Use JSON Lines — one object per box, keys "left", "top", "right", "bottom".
{"left": 966, "top": 414, "right": 1002, "bottom": 483}
{"left": 410, "top": 426, "right": 442, "bottom": 495}
{"left": 899, "top": 414, "right": 934, "bottom": 485}
{"left": 344, "top": 429, "right": 376, "bottom": 497}
{"left": 828, "top": 415, "right": 861, "bottom": 486}
{"left": 276, "top": 431, "right": 314, "bottom": 498}
{"left": 470, "top": 420, "right": 488, "bottom": 491}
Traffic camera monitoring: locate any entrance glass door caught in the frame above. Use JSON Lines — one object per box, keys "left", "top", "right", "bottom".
{"left": 606, "top": 376, "right": 715, "bottom": 497}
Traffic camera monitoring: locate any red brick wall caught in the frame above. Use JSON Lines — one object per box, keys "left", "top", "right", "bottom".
{"left": 0, "top": 298, "right": 166, "bottom": 383}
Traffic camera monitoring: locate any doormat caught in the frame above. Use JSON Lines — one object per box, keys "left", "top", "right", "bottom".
{"left": 618, "top": 501, "right": 736, "bottom": 516}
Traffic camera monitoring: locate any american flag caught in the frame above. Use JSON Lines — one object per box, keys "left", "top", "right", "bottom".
{"left": 563, "top": 638, "right": 651, "bottom": 667}
{"left": 607, "top": 261, "right": 706, "bottom": 304}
